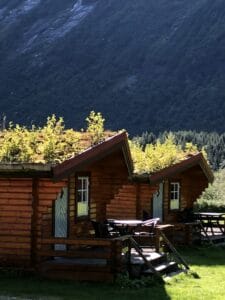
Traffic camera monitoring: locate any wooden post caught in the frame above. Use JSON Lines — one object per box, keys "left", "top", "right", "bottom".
{"left": 31, "top": 178, "right": 39, "bottom": 266}
{"left": 127, "top": 238, "right": 132, "bottom": 278}
{"left": 155, "top": 227, "right": 160, "bottom": 252}
{"left": 135, "top": 183, "right": 140, "bottom": 219}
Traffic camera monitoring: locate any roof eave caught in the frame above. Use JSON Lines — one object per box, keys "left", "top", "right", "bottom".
{"left": 0, "top": 163, "right": 53, "bottom": 177}
{"left": 149, "top": 153, "right": 214, "bottom": 185}
{"left": 53, "top": 132, "right": 133, "bottom": 180}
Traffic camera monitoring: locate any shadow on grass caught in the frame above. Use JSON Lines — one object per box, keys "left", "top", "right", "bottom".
{"left": 178, "top": 244, "right": 225, "bottom": 267}
{"left": 0, "top": 271, "right": 171, "bottom": 300}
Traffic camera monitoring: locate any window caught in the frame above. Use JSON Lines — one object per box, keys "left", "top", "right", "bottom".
{"left": 170, "top": 182, "right": 180, "bottom": 210}
{"left": 76, "top": 176, "right": 89, "bottom": 217}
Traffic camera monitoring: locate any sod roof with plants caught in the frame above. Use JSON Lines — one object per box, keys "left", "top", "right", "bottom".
{"left": 0, "top": 112, "right": 115, "bottom": 164}
{"left": 129, "top": 134, "right": 205, "bottom": 175}
{"left": 0, "top": 111, "right": 205, "bottom": 174}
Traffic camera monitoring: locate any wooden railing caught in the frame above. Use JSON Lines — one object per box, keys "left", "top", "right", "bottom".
{"left": 156, "top": 229, "right": 189, "bottom": 272}
{"left": 37, "top": 237, "right": 123, "bottom": 274}
{"left": 113, "top": 235, "right": 162, "bottom": 279}
{"left": 37, "top": 227, "right": 189, "bottom": 279}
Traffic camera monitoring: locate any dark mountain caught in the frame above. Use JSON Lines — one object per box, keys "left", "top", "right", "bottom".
{"left": 1, "top": 0, "right": 225, "bottom": 134}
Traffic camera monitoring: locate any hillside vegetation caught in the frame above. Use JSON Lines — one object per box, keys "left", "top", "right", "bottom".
{"left": 1, "top": 0, "right": 225, "bottom": 134}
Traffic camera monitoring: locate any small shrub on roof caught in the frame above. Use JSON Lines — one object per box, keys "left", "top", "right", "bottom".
{"left": 86, "top": 111, "right": 105, "bottom": 145}
{"left": 0, "top": 115, "right": 81, "bottom": 163}
{"left": 130, "top": 133, "right": 202, "bottom": 174}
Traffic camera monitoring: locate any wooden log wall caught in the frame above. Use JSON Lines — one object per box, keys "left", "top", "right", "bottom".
{"left": 106, "top": 183, "right": 158, "bottom": 220}
{"left": 38, "top": 179, "right": 67, "bottom": 239}
{"left": 0, "top": 178, "right": 33, "bottom": 267}
{"left": 0, "top": 177, "right": 67, "bottom": 268}
{"left": 163, "top": 166, "right": 210, "bottom": 223}
{"left": 106, "top": 184, "right": 137, "bottom": 219}
{"left": 138, "top": 184, "right": 159, "bottom": 219}
{"left": 68, "top": 150, "right": 129, "bottom": 238}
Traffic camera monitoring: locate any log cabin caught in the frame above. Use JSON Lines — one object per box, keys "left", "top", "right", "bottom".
{"left": 132, "top": 153, "right": 214, "bottom": 223}
{"left": 0, "top": 131, "right": 213, "bottom": 280}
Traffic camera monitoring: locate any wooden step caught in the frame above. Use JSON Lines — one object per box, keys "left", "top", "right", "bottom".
{"left": 143, "top": 261, "right": 178, "bottom": 276}
{"left": 130, "top": 252, "right": 167, "bottom": 267}
{"left": 164, "top": 269, "right": 185, "bottom": 280}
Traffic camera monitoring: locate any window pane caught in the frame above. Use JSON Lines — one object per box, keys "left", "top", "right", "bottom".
{"left": 170, "top": 199, "right": 179, "bottom": 210}
{"left": 170, "top": 182, "right": 180, "bottom": 210}
{"left": 77, "top": 176, "right": 89, "bottom": 217}
{"left": 77, "top": 191, "right": 82, "bottom": 203}
{"left": 77, "top": 201, "right": 89, "bottom": 216}
{"left": 77, "top": 178, "right": 83, "bottom": 190}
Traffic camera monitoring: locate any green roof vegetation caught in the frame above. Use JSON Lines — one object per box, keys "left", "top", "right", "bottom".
{"left": 0, "top": 112, "right": 205, "bottom": 174}
{"left": 130, "top": 134, "right": 203, "bottom": 174}
{"left": 0, "top": 112, "right": 110, "bottom": 164}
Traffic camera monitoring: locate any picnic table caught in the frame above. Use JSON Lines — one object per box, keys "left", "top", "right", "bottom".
{"left": 108, "top": 218, "right": 159, "bottom": 235}
{"left": 194, "top": 212, "right": 225, "bottom": 235}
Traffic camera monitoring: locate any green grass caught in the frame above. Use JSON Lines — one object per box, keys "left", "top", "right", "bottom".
{"left": 165, "top": 246, "right": 225, "bottom": 300}
{"left": 0, "top": 246, "right": 225, "bottom": 300}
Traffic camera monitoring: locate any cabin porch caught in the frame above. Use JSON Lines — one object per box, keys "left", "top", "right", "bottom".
{"left": 37, "top": 225, "right": 189, "bottom": 282}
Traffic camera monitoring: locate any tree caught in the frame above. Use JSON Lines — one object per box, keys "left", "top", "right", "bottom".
{"left": 86, "top": 111, "right": 105, "bottom": 145}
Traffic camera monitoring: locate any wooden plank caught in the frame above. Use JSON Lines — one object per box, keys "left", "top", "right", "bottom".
{"left": 0, "top": 248, "right": 31, "bottom": 255}
{"left": 0, "top": 199, "right": 31, "bottom": 205}
{"left": 0, "top": 224, "right": 31, "bottom": 231}
{"left": 0, "top": 193, "right": 32, "bottom": 199}
{"left": 0, "top": 242, "right": 31, "bottom": 249}
{"left": 39, "top": 238, "right": 112, "bottom": 247}
{"left": 39, "top": 194, "right": 60, "bottom": 200}
{"left": 0, "top": 181, "right": 32, "bottom": 187}
{"left": 0, "top": 187, "right": 32, "bottom": 193}
{"left": 0, "top": 230, "right": 31, "bottom": 236}
{"left": 31, "top": 178, "right": 39, "bottom": 265}
{"left": 0, "top": 206, "right": 32, "bottom": 212}
{"left": 0, "top": 211, "right": 32, "bottom": 217}
{"left": 0, "top": 236, "right": 31, "bottom": 243}
{"left": 38, "top": 250, "right": 111, "bottom": 259}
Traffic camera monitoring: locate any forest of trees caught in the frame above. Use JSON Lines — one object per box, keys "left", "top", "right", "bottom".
{"left": 133, "top": 131, "right": 225, "bottom": 171}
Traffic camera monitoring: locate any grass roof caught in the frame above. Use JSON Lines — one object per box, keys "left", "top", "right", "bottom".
{"left": 0, "top": 115, "right": 116, "bottom": 164}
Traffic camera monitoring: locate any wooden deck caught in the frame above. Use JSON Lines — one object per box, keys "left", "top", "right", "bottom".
{"left": 37, "top": 237, "right": 122, "bottom": 282}
{"left": 36, "top": 226, "right": 188, "bottom": 282}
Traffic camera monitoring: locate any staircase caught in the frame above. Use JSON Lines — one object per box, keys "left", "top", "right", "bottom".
{"left": 124, "top": 235, "right": 189, "bottom": 279}
{"left": 129, "top": 248, "right": 180, "bottom": 278}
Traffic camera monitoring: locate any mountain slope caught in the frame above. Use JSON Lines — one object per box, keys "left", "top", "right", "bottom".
{"left": 1, "top": 0, "right": 225, "bottom": 134}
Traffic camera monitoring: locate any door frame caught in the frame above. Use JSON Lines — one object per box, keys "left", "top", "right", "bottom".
{"left": 53, "top": 186, "right": 69, "bottom": 250}
{"left": 152, "top": 182, "right": 164, "bottom": 222}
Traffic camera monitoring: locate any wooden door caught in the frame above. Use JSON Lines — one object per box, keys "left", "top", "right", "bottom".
{"left": 152, "top": 182, "right": 163, "bottom": 221}
{"left": 54, "top": 187, "right": 68, "bottom": 250}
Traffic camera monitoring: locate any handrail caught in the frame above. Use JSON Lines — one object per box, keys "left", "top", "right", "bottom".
{"left": 128, "top": 237, "right": 162, "bottom": 279}
{"left": 159, "top": 230, "right": 189, "bottom": 271}
{"left": 113, "top": 235, "right": 162, "bottom": 279}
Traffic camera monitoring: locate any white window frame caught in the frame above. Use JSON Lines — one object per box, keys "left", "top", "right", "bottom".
{"left": 77, "top": 176, "right": 89, "bottom": 217}
{"left": 170, "top": 182, "right": 180, "bottom": 211}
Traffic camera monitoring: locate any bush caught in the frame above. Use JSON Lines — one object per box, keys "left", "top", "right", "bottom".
{"left": 195, "top": 169, "right": 225, "bottom": 212}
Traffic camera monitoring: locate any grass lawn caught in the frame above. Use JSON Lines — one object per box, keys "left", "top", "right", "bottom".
{"left": 0, "top": 246, "right": 225, "bottom": 300}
